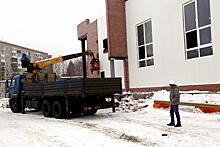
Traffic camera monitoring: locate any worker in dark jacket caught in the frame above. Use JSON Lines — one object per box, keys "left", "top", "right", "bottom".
{"left": 167, "top": 80, "right": 181, "bottom": 127}
{"left": 21, "top": 53, "right": 30, "bottom": 68}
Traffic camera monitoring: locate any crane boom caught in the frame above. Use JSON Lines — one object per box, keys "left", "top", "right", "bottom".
{"left": 34, "top": 51, "right": 89, "bottom": 69}
{"left": 21, "top": 50, "right": 94, "bottom": 74}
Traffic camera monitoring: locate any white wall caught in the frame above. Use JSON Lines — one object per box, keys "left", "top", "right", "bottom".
{"left": 97, "top": 16, "right": 125, "bottom": 88}
{"left": 126, "top": 0, "right": 220, "bottom": 88}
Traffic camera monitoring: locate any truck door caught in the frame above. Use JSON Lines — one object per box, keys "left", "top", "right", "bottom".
{"left": 9, "top": 75, "right": 23, "bottom": 113}
{"left": 9, "top": 78, "right": 16, "bottom": 99}
{"left": 9, "top": 75, "right": 23, "bottom": 99}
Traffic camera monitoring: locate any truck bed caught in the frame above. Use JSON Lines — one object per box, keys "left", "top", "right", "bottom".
{"left": 23, "top": 78, "right": 122, "bottom": 98}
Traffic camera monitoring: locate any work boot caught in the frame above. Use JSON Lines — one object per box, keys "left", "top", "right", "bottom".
{"left": 174, "top": 122, "right": 181, "bottom": 127}
{"left": 167, "top": 122, "right": 175, "bottom": 126}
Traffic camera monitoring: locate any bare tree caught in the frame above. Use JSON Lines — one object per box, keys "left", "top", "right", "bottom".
{"left": 66, "top": 59, "right": 83, "bottom": 77}
{"left": 53, "top": 61, "right": 68, "bottom": 78}
{"left": 53, "top": 63, "right": 62, "bottom": 78}
{"left": 61, "top": 61, "right": 68, "bottom": 76}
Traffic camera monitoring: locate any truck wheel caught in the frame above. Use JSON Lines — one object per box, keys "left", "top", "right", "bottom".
{"left": 9, "top": 99, "right": 21, "bottom": 113}
{"left": 52, "top": 100, "right": 64, "bottom": 119}
{"left": 42, "top": 99, "right": 52, "bottom": 117}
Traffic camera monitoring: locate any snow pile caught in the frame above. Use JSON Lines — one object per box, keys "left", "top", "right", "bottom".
{"left": 116, "top": 92, "right": 153, "bottom": 112}
{"left": 116, "top": 90, "right": 220, "bottom": 112}
{"left": 0, "top": 98, "right": 9, "bottom": 109}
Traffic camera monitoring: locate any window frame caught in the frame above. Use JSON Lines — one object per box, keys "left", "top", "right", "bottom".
{"left": 136, "top": 19, "right": 154, "bottom": 68}
{"left": 183, "top": 0, "right": 213, "bottom": 60}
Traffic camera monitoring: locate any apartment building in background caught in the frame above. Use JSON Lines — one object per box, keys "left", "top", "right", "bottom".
{"left": 0, "top": 41, "right": 52, "bottom": 81}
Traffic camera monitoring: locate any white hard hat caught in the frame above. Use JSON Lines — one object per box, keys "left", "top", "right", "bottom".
{"left": 169, "top": 80, "right": 176, "bottom": 85}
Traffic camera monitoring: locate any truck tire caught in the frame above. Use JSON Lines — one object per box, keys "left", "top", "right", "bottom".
{"left": 9, "top": 99, "right": 21, "bottom": 113}
{"left": 42, "top": 99, "right": 52, "bottom": 117}
{"left": 52, "top": 100, "right": 64, "bottom": 119}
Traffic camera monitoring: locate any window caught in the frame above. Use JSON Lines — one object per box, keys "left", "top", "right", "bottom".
{"left": 0, "top": 49, "right": 4, "bottom": 55}
{"left": 137, "top": 20, "right": 154, "bottom": 68}
{"left": 11, "top": 48, "right": 17, "bottom": 54}
{"left": 11, "top": 58, "right": 17, "bottom": 63}
{"left": 12, "top": 53, "right": 17, "bottom": 57}
{"left": 1, "top": 56, "right": 5, "bottom": 62}
{"left": 103, "top": 38, "right": 108, "bottom": 54}
{"left": 101, "top": 71, "right": 105, "bottom": 78}
{"left": 184, "top": 0, "right": 212, "bottom": 59}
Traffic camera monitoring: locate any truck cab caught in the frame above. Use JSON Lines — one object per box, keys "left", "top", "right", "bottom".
{"left": 8, "top": 74, "right": 24, "bottom": 113}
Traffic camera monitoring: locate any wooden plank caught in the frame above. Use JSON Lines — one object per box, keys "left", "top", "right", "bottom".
{"left": 154, "top": 100, "right": 220, "bottom": 109}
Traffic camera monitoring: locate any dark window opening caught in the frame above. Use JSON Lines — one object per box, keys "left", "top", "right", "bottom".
{"left": 139, "top": 46, "right": 145, "bottom": 60}
{"left": 184, "top": 2, "right": 196, "bottom": 31}
{"left": 137, "top": 24, "right": 144, "bottom": 46}
{"left": 200, "top": 27, "right": 211, "bottom": 45}
{"left": 145, "top": 21, "right": 152, "bottom": 44}
{"left": 187, "top": 49, "right": 199, "bottom": 59}
{"left": 101, "top": 71, "right": 105, "bottom": 78}
{"left": 103, "top": 38, "right": 108, "bottom": 54}
{"left": 11, "top": 58, "right": 17, "bottom": 63}
{"left": 147, "top": 59, "right": 154, "bottom": 66}
{"left": 200, "top": 46, "right": 213, "bottom": 57}
{"left": 197, "top": 0, "right": 211, "bottom": 27}
{"left": 139, "top": 61, "right": 146, "bottom": 68}
{"left": 186, "top": 30, "right": 198, "bottom": 49}
{"left": 146, "top": 44, "right": 153, "bottom": 57}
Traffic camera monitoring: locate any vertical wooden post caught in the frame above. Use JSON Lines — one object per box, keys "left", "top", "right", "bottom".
{"left": 65, "top": 97, "right": 70, "bottom": 119}
{"left": 64, "top": 80, "right": 70, "bottom": 119}
{"left": 81, "top": 39, "right": 87, "bottom": 78}
{"left": 21, "top": 91, "right": 26, "bottom": 114}
{"left": 111, "top": 96, "right": 116, "bottom": 113}
{"left": 110, "top": 59, "right": 115, "bottom": 78}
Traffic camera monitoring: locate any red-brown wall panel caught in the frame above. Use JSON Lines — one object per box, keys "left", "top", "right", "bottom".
{"left": 106, "top": 0, "right": 128, "bottom": 59}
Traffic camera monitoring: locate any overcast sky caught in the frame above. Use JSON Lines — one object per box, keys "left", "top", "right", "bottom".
{"left": 0, "top": 0, "right": 105, "bottom": 57}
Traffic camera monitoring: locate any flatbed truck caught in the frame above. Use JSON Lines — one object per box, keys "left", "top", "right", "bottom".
{"left": 9, "top": 75, "right": 121, "bottom": 118}
{"left": 8, "top": 50, "right": 122, "bottom": 118}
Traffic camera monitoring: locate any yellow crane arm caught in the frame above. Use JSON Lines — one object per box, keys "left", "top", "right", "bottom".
{"left": 33, "top": 56, "right": 63, "bottom": 69}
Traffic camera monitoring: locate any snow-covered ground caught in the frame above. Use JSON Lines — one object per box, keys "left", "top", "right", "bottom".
{"left": 0, "top": 91, "right": 220, "bottom": 147}
{"left": 0, "top": 98, "right": 9, "bottom": 109}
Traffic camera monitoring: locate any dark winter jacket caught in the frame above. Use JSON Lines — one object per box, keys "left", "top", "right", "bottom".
{"left": 169, "top": 85, "right": 180, "bottom": 105}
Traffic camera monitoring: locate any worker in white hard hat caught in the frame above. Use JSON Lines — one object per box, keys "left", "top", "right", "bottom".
{"left": 167, "top": 80, "right": 181, "bottom": 127}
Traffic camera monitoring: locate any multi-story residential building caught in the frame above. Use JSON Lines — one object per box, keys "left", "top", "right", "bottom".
{"left": 78, "top": 0, "right": 220, "bottom": 92}
{"left": 0, "top": 41, "right": 52, "bottom": 80}
{"left": 0, "top": 80, "right": 7, "bottom": 98}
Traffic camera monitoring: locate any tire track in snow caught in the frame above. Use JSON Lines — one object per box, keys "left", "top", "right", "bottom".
{"left": 5, "top": 111, "right": 156, "bottom": 146}
{"left": 79, "top": 122, "right": 158, "bottom": 147}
